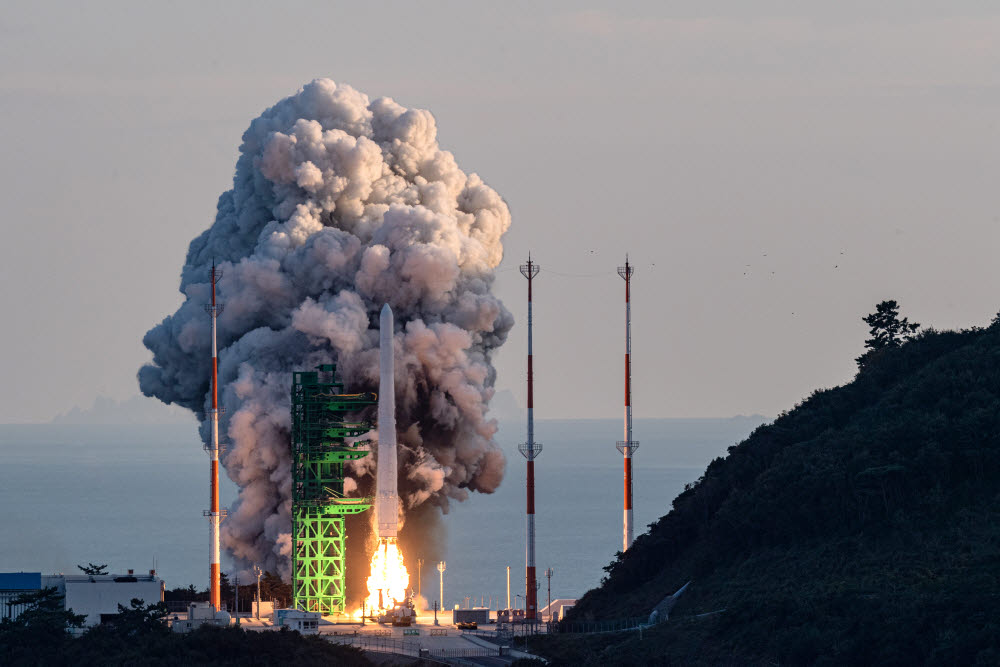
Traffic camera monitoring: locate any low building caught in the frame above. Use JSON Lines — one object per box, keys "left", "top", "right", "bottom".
{"left": 0, "top": 570, "right": 164, "bottom": 627}
{"left": 64, "top": 572, "right": 164, "bottom": 626}
{"left": 539, "top": 598, "right": 577, "bottom": 622}
{"left": 171, "top": 602, "right": 231, "bottom": 633}
{"left": 274, "top": 608, "right": 320, "bottom": 634}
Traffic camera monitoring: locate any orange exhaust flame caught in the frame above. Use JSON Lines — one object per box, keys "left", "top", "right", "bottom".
{"left": 364, "top": 538, "right": 409, "bottom": 613}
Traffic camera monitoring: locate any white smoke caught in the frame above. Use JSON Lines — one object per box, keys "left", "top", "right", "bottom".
{"left": 139, "top": 79, "right": 513, "bottom": 580}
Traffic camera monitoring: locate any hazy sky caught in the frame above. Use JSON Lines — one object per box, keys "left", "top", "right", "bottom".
{"left": 1, "top": 1, "right": 998, "bottom": 422}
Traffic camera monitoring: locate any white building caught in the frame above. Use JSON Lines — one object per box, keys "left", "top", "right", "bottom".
{"left": 274, "top": 608, "right": 320, "bottom": 634}
{"left": 171, "top": 601, "right": 231, "bottom": 633}
{"left": 539, "top": 598, "right": 577, "bottom": 622}
{"left": 0, "top": 570, "right": 164, "bottom": 627}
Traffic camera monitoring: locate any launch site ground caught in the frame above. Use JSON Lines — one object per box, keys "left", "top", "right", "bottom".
{"left": 225, "top": 612, "right": 539, "bottom": 665}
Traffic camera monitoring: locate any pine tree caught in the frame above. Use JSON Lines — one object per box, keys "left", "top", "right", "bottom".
{"left": 856, "top": 300, "right": 920, "bottom": 370}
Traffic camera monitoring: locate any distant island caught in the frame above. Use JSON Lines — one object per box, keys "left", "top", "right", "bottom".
{"left": 537, "top": 304, "right": 1000, "bottom": 665}
{"left": 51, "top": 395, "right": 195, "bottom": 425}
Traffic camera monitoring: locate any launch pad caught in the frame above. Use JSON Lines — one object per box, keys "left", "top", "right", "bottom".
{"left": 292, "top": 306, "right": 409, "bottom": 617}
{"left": 290, "top": 365, "right": 375, "bottom": 614}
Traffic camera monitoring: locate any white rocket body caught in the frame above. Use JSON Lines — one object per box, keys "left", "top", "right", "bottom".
{"left": 376, "top": 303, "right": 399, "bottom": 539}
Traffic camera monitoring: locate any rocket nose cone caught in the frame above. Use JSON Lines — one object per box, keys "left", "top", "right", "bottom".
{"left": 380, "top": 304, "right": 394, "bottom": 338}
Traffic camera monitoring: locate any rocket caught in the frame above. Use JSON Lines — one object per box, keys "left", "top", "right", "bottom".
{"left": 376, "top": 303, "right": 398, "bottom": 539}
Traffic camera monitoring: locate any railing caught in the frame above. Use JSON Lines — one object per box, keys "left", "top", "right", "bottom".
{"left": 422, "top": 646, "right": 510, "bottom": 658}
{"left": 461, "top": 627, "right": 513, "bottom": 643}
{"left": 325, "top": 634, "right": 422, "bottom": 656}
{"left": 553, "top": 617, "right": 647, "bottom": 634}
{"left": 325, "top": 634, "right": 511, "bottom": 661}
{"left": 295, "top": 495, "right": 372, "bottom": 513}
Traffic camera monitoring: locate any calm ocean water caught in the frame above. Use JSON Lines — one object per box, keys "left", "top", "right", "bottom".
{"left": 0, "top": 417, "right": 764, "bottom": 609}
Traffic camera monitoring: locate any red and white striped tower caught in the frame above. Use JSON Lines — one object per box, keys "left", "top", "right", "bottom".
{"left": 616, "top": 256, "right": 639, "bottom": 551}
{"left": 205, "top": 261, "right": 224, "bottom": 611}
{"left": 518, "top": 255, "right": 542, "bottom": 621}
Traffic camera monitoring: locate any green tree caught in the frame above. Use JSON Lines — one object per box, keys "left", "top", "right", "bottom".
{"left": 0, "top": 587, "right": 86, "bottom": 664}
{"left": 260, "top": 571, "right": 292, "bottom": 609}
{"left": 107, "top": 598, "right": 170, "bottom": 637}
{"left": 77, "top": 562, "right": 108, "bottom": 575}
{"left": 2, "top": 587, "right": 86, "bottom": 632}
{"left": 164, "top": 583, "right": 208, "bottom": 602}
{"left": 856, "top": 299, "right": 920, "bottom": 370}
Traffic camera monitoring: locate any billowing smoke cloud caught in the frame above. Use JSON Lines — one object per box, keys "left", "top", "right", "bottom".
{"left": 140, "top": 79, "right": 513, "bottom": 581}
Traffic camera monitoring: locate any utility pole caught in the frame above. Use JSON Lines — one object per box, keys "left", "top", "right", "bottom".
{"left": 234, "top": 572, "right": 240, "bottom": 625}
{"left": 545, "top": 568, "right": 554, "bottom": 622}
{"left": 417, "top": 559, "right": 423, "bottom": 600}
{"left": 536, "top": 581, "right": 541, "bottom": 626}
{"left": 253, "top": 565, "right": 262, "bottom": 620}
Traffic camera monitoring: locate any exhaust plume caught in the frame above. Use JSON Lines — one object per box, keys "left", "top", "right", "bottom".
{"left": 139, "top": 79, "right": 513, "bottom": 581}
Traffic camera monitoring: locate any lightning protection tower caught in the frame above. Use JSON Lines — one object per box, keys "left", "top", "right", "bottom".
{"left": 617, "top": 256, "right": 639, "bottom": 551}
{"left": 204, "top": 261, "right": 226, "bottom": 611}
{"left": 291, "top": 364, "right": 375, "bottom": 614}
{"left": 518, "top": 255, "right": 542, "bottom": 621}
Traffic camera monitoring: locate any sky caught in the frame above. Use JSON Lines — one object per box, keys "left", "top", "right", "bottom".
{"left": 1, "top": 1, "right": 999, "bottom": 423}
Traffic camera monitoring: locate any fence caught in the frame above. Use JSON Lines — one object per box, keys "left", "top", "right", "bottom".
{"left": 422, "top": 646, "right": 510, "bottom": 659}
{"left": 553, "top": 617, "right": 647, "bottom": 634}
{"left": 325, "top": 634, "right": 511, "bottom": 661}
{"left": 326, "top": 634, "right": 422, "bottom": 656}
{"left": 0, "top": 590, "right": 33, "bottom": 621}
{"left": 461, "top": 627, "right": 513, "bottom": 643}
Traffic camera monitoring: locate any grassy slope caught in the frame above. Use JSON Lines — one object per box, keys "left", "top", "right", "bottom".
{"left": 537, "top": 327, "right": 1000, "bottom": 665}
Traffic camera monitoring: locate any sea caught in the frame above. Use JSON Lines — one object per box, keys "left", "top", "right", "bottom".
{"left": 0, "top": 417, "right": 765, "bottom": 610}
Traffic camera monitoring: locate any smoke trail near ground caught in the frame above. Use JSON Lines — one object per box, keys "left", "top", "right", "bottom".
{"left": 139, "top": 79, "right": 512, "bottom": 581}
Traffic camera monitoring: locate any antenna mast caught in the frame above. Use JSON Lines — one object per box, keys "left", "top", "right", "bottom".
{"left": 204, "top": 261, "right": 225, "bottom": 611}
{"left": 518, "top": 254, "right": 542, "bottom": 621}
{"left": 616, "top": 256, "right": 638, "bottom": 551}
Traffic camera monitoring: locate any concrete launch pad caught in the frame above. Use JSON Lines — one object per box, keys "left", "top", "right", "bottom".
{"left": 228, "top": 608, "right": 541, "bottom": 665}
{"left": 317, "top": 611, "right": 538, "bottom": 665}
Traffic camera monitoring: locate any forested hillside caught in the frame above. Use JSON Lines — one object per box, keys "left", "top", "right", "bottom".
{"left": 545, "top": 320, "right": 1000, "bottom": 665}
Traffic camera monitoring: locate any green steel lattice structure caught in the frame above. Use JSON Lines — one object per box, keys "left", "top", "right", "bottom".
{"left": 292, "top": 364, "right": 375, "bottom": 614}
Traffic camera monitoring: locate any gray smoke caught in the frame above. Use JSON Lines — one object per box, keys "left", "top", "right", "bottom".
{"left": 139, "top": 79, "right": 513, "bottom": 580}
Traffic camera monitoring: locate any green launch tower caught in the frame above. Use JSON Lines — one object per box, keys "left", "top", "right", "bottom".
{"left": 291, "top": 364, "right": 375, "bottom": 614}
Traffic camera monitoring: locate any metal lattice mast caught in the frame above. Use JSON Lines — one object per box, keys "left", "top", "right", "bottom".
{"left": 291, "top": 365, "right": 374, "bottom": 614}
{"left": 616, "top": 256, "right": 639, "bottom": 551}
{"left": 204, "top": 261, "right": 225, "bottom": 611}
{"left": 518, "top": 255, "right": 542, "bottom": 621}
